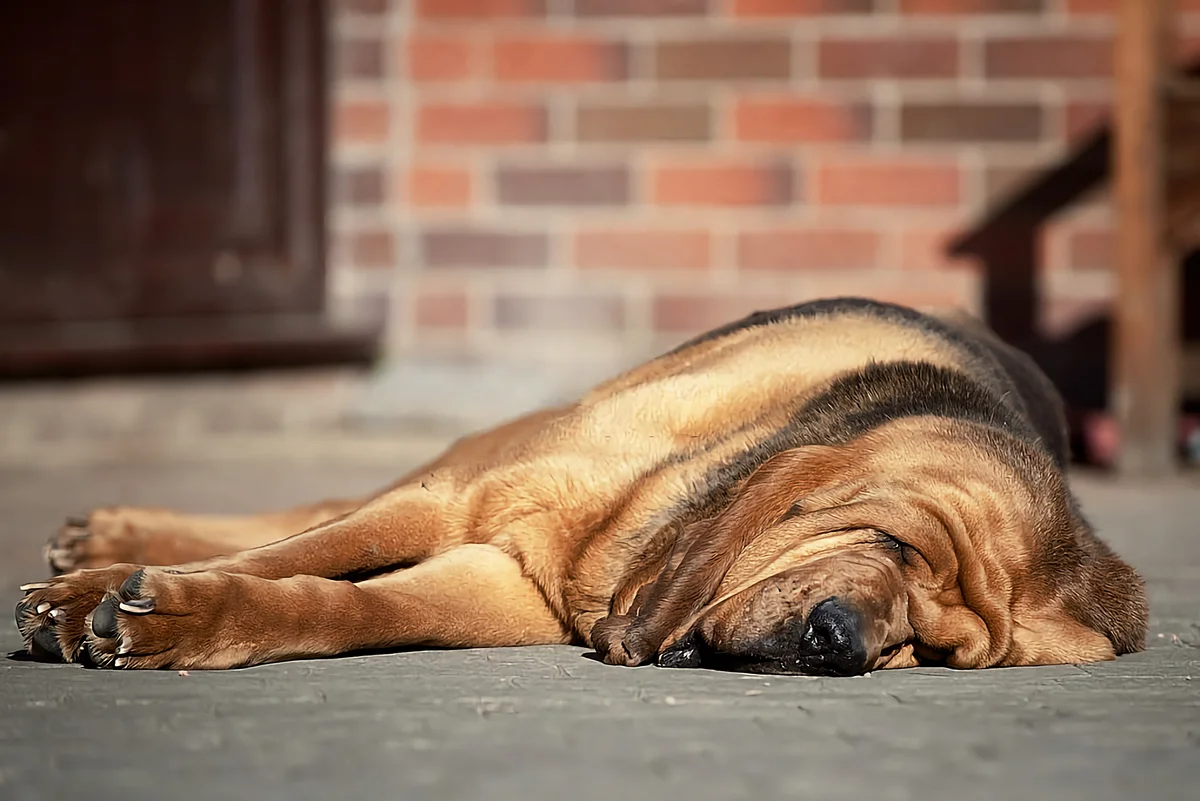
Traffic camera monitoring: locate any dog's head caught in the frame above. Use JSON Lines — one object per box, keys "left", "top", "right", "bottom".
{"left": 592, "top": 418, "right": 1147, "bottom": 675}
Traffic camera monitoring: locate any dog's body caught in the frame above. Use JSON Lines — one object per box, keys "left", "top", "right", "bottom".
{"left": 17, "top": 298, "right": 1148, "bottom": 674}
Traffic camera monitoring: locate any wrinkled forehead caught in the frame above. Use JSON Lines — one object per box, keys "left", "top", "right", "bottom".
{"left": 713, "top": 471, "right": 1052, "bottom": 624}
{"left": 714, "top": 526, "right": 889, "bottom": 596}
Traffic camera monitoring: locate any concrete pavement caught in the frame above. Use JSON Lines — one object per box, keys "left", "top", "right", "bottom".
{"left": 2, "top": 458, "right": 1198, "bottom": 801}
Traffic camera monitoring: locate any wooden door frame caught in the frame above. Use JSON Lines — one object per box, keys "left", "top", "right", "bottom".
{"left": 0, "top": 0, "right": 380, "bottom": 377}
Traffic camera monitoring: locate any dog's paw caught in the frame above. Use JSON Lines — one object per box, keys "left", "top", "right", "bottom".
{"left": 81, "top": 567, "right": 247, "bottom": 670}
{"left": 590, "top": 614, "right": 650, "bottom": 666}
{"left": 16, "top": 564, "right": 142, "bottom": 663}
{"left": 43, "top": 510, "right": 150, "bottom": 574}
{"left": 44, "top": 515, "right": 94, "bottom": 574}
{"left": 81, "top": 568, "right": 165, "bottom": 669}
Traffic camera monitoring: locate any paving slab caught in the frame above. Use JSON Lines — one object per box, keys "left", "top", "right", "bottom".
{"left": 1, "top": 459, "right": 1198, "bottom": 801}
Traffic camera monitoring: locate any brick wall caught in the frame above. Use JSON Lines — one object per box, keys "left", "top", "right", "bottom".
{"left": 328, "top": 0, "right": 1200, "bottom": 369}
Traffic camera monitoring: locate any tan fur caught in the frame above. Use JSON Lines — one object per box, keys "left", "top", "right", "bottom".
{"left": 16, "top": 303, "right": 1147, "bottom": 672}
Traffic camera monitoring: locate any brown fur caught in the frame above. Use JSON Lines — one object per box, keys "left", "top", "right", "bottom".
{"left": 15, "top": 298, "right": 1148, "bottom": 673}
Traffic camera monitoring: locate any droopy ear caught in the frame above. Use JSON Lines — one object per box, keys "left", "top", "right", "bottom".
{"left": 1057, "top": 525, "right": 1148, "bottom": 656}
{"left": 998, "top": 517, "right": 1147, "bottom": 667}
{"left": 591, "top": 444, "right": 859, "bottom": 666}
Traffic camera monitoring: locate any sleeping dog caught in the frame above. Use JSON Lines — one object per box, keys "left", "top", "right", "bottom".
{"left": 16, "top": 298, "right": 1147, "bottom": 674}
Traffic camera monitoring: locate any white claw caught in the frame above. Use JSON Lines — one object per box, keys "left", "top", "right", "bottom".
{"left": 118, "top": 602, "right": 154, "bottom": 615}
{"left": 20, "top": 582, "right": 52, "bottom": 592}
{"left": 36, "top": 603, "right": 51, "bottom": 614}
{"left": 114, "top": 657, "right": 126, "bottom": 668}
{"left": 117, "top": 641, "right": 131, "bottom": 655}
{"left": 49, "top": 609, "right": 64, "bottom": 620}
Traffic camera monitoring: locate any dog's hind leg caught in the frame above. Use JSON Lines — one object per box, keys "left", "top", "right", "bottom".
{"left": 19, "top": 544, "right": 570, "bottom": 669}
{"left": 42, "top": 407, "right": 565, "bottom": 576}
{"left": 44, "top": 498, "right": 367, "bottom": 575}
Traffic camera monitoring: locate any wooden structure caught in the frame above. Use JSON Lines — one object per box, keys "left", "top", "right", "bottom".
{"left": 0, "top": 0, "right": 380, "bottom": 376}
{"left": 953, "top": 0, "right": 1198, "bottom": 477}
{"left": 1112, "top": 0, "right": 1179, "bottom": 477}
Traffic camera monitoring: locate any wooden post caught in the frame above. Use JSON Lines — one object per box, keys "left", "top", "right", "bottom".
{"left": 1113, "top": 0, "right": 1180, "bottom": 477}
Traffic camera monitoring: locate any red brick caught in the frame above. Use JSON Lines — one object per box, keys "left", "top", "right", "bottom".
{"left": 652, "top": 161, "right": 795, "bottom": 206}
{"left": 492, "top": 36, "right": 627, "bottom": 83}
{"left": 899, "top": 0, "right": 1044, "bottom": 12}
{"left": 737, "top": 227, "right": 881, "bottom": 271}
{"left": 576, "top": 102, "right": 710, "bottom": 143}
{"left": 494, "top": 293, "right": 626, "bottom": 331}
{"left": 816, "top": 158, "right": 960, "bottom": 206}
{"left": 900, "top": 102, "right": 1044, "bottom": 143}
{"left": 575, "top": 229, "right": 711, "bottom": 270}
{"left": 572, "top": 0, "right": 708, "bottom": 14}
{"left": 900, "top": 226, "right": 970, "bottom": 271}
{"left": 654, "top": 37, "right": 792, "bottom": 81}
{"left": 335, "top": 165, "right": 386, "bottom": 207}
{"left": 349, "top": 228, "right": 395, "bottom": 269}
{"left": 335, "top": 100, "right": 390, "bottom": 143}
{"left": 417, "top": 0, "right": 544, "bottom": 19}
{"left": 735, "top": 95, "right": 872, "bottom": 143}
{"left": 495, "top": 165, "right": 630, "bottom": 206}
{"left": 819, "top": 37, "right": 959, "bottom": 79}
{"left": 415, "top": 291, "right": 469, "bottom": 329}
{"left": 654, "top": 281, "right": 979, "bottom": 333}
{"left": 422, "top": 227, "right": 549, "bottom": 268}
{"left": 984, "top": 36, "right": 1112, "bottom": 79}
{"left": 653, "top": 294, "right": 787, "bottom": 333}
{"left": 1065, "top": 100, "right": 1109, "bottom": 141}
{"left": 733, "top": 0, "right": 873, "bottom": 14}
{"left": 879, "top": 279, "right": 980, "bottom": 314}
{"left": 408, "top": 35, "right": 481, "bottom": 83}
{"left": 338, "top": 0, "right": 389, "bottom": 14}
{"left": 336, "top": 36, "right": 385, "bottom": 81}
{"left": 417, "top": 102, "right": 546, "bottom": 145}
{"left": 407, "top": 166, "right": 473, "bottom": 207}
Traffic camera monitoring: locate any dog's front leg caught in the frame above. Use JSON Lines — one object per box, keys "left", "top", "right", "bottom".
{"left": 17, "top": 479, "right": 470, "bottom": 663}
{"left": 22, "top": 545, "right": 569, "bottom": 670}
{"left": 186, "top": 479, "right": 464, "bottom": 580}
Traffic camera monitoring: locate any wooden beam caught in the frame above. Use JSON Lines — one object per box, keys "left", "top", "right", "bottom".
{"left": 1112, "top": 0, "right": 1181, "bottom": 477}
{"left": 1164, "top": 82, "right": 1200, "bottom": 246}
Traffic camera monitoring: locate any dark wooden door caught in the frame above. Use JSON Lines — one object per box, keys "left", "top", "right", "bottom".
{"left": 0, "top": 0, "right": 375, "bottom": 374}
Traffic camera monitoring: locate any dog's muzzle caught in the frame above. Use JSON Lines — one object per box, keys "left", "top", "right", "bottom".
{"left": 656, "top": 596, "right": 871, "bottom": 676}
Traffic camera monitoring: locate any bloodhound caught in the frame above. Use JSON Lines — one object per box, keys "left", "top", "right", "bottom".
{"left": 15, "top": 298, "right": 1148, "bottom": 674}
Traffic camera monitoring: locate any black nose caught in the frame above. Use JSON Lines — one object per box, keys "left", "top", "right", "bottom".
{"left": 799, "top": 598, "right": 869, "bottom": 676}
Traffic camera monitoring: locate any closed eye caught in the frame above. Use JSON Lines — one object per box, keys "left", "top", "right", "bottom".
{"left": 877, "top": 532, "right": 919, "bottom": 566}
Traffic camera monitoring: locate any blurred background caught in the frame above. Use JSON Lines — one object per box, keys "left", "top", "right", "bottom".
{"left": 1, "top": 0, "right": 1197, "bottom": 470}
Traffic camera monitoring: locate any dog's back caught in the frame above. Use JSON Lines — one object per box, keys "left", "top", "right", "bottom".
{"left": 579, "top": 297, "right": 1067, "bottom": 470}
